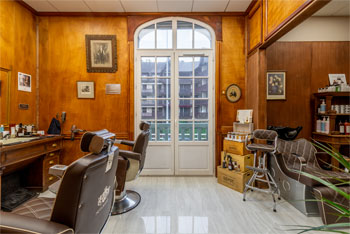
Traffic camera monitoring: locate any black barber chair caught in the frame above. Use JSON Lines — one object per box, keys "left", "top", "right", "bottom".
{"left": 0, "top": 129, "right": 119, "bottom": 233}
{"left": 112, "top": 121, "right": 150, "bottom": 215}
{"left": 267, "top": 125, "right": 302, "bottom": 141}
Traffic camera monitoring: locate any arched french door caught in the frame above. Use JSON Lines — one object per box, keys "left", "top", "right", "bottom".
{"left": 134, "top": 17, "right": 215, "bottom": 175}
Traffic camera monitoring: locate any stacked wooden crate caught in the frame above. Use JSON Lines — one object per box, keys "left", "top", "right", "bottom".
{"left": 217, "top": 139, "right": 253, "bottom": 193}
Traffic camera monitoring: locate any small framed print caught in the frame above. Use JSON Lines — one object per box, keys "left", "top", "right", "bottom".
{"left": 85, "top": 35, "right": 117, "bottom": 73}
{"left": 328, "top": 74, "right": 347, "bottom": 86}
{"left": 77, "top": 81, "right": 95, "bottom": 99}
{"left": 267, "top": 71, "right": 286, "bottom": 100}
{"left": 18, "top": 72, "right": 31, "bottom": 92}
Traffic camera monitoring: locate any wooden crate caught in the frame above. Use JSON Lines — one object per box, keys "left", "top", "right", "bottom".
{"left": 217, "top": 166, "right": 253, "bottom": 193}
{"left": 221, "top": 151, "right": 254, "bottom": 172}
{"left": 223, "top": 139, "right": 250, "bottom": 155}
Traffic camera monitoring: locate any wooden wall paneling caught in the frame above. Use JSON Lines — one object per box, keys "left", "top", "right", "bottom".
{"left": 265, "top": 0, "right": 311, "bottom": 39}
{"left": 246, "top": 49, "right": 267, "bottom": 129}
{"left": 247, "top": 0, "right": 263, "bottom": 53}
{"left": 216, "top": 17, "right": 246, "bottom": 173}
{"left": 0, "top": 0, "right": 37, "bottom": 125}
{"left": 266, "top": 42, "right": 312, "bottom": 139}
{"left": 263, "top": 0, "right": 330, "bottom": 47}
{"left": 310, "top": 42, "right": 350, "bottom": 94}
{"left": 266, "top": 42, "right": 349, "bottom": 140}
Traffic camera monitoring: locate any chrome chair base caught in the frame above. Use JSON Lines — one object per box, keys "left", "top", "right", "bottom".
{"left": 111, "top": 190, "right": 141, "bottom": 215}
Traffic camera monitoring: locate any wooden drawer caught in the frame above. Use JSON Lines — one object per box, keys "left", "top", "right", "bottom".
{"left": 1, "top": 144, "right": 45, "bottom": 166}
{"left": 46, "top": 140, "right": 62, "bottom": 151}
{"left": 46, "top": 151, "right": 59, "bottom": 158}
{"left": 44, "top": 155, "right": 59, "bottom": 170}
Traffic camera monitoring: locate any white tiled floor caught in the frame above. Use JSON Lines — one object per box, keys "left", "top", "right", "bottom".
{"left": 99, "top": 176, "right": 327, "bottom": 234}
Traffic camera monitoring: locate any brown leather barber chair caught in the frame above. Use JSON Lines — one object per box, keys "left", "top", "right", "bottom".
{"left": 0, "top": 129, "right": 119, "bottom": 234}
{"left": 112, "top": 121, "right": 150, "bottom": 215}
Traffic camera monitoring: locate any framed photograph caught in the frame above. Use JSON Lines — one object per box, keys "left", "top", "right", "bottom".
{"left": 18, "top": 72, "right": 31, "bottom": 92}
{"left": 77, "top": 81, "right": 95, "bottom": 99}
{"left": 328, "top": 74, "right": 347, "bottom": 86}
{"left": 267, "top": 71, "right": 286, "bottom": 100}
{"left": 85, "top": 35, "right": 117, "bottom": 73}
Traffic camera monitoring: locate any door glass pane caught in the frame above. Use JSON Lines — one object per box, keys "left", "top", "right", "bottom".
{"left": 179, "top": 121, "right": 193, "bottom": 141}
{"left": 157, "top": 57, "right": 171, "bottom": 77}
{"left": 149, "top": 121, "right": 156, "bottom": 141}
{"left": 141, "top": 57, "right": 155, "bottom": 77}
{"left": 179, "top": 57, "right": 193, "bottom": 77}
{"left": 194, "top": 78, "right": 208, "bottom": 98}
{"left": 157, "top": 21, "right": 172, "bottom": 49}
{"left": 194, "top": 25, "right": 211, "bottom": 49}
{"left": 138, "top": 24, "right": 155, "bottom": 49}
{"left": 157, "top": 121, "right": 171, "bottom": 141}
{"left": 141, "top": 100, "right": 155, "bottom": 119}
{"left": 179, "top": 79, "right": 192, "bottom": 98}
{"left": 194, "top": 121, "right": 208, "bottom": 141}
{"left": 179, "top": 100, "right": 193, "bottom": 119}
{"left": 141, "top": 78, "right": 155, "bottom": 98}
{"left": 194, "top": 100, "right": 208, "bottom": 119}
{"left": 157, "top": 100, "right": 171, "bottom": 120}
{"left": 194, "top": 57, "right": 208, "bottom": 77}
{"left": 157, "top": 78, "right": 171, "bottom": 98}
{"left": 177, "top": 21, "right": 193, "bottom": 49}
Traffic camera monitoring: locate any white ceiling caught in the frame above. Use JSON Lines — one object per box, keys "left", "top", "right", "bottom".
{"left": 313, "top": 0, "right": 350, "bottom": 16}
{"left": 23, "top": 0, "right": 253, "bottom": 12}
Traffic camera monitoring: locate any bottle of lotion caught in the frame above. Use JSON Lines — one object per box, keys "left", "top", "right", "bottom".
{"left": 339, "top": 121, "right": 345, "bottom": 135}
{"left": 316, "top": 119, "right": 321, "bottom": 133}
{"left": 320, "top": 99, "right": 326, "bottom": 114}
{"left": 325, "top": 117, "right": 329, "bottom": 134}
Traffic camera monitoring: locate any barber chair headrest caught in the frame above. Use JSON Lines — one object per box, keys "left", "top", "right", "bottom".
{"left": 80, "top": 129, "right": 115, "bottom": 154}
{"left": 139, "top": 121, "right": 150, "bottom": 131}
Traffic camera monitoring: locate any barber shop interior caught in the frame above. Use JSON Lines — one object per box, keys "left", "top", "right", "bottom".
{"left": 0, "top": 0, "right": 349, "bottom": 233}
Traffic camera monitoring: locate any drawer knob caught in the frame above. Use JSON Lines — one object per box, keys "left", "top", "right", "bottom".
{"left": 49, "top": 160, "right": 54, "bottom": 165}
{"left": 49, "top": 153, "right": 55, "bottom": 156}
{"left": 49, "top": 176, "right": 54, "bottom": 181}
{"left": 52, "top": 143, "right": 57, "bottom": 148}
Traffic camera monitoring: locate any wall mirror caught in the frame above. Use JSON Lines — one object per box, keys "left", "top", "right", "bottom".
{"left": 0, "top": 67, "right": 11, "bottom": 125}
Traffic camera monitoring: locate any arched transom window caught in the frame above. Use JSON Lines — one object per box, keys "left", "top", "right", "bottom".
{"left": 137, "top": 19, "right": 213, "bottom": 50}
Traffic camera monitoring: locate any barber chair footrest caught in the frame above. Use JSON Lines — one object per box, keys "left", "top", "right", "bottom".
{"left": 111, "top": 190, "right": 141, "bottom": 215}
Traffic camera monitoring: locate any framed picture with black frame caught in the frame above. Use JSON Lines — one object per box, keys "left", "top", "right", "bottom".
{"left": 85, "top": 35, "right": 117, "bottom": 73}
{"left": 267, "top": 71, "right": 286, "bottom": 100}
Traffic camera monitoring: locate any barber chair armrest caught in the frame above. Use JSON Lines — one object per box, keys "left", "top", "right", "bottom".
{"left": 0, "top": 212, "right": 73, "bottom": 234}
{"left": 118, "top": 140, "right": 135, "bottom": 147}
{"left": 49, "top": 164, "right": 68, "bottom": 177}
{"left": 119, "top": 149, "right": 141, "bottom": 161}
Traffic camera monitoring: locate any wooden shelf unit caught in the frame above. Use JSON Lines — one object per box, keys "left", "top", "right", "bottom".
{"left": 312, "top": 92, "right": 350, "bottom": 170}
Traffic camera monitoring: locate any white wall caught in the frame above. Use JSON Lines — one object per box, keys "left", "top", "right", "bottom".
{"left": 279, "top": 16, "right": 350, "bottom": 41}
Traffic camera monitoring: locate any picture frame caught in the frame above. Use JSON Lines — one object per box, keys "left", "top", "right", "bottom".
{"left": 328, "top": 74, "right": 347, "bottom": 86}
{"left": 267, "top": 71, "right": 286, "bottom": 100}
{"left": 18, "top": 72, "right": 31, "bottom": 92}
{"left": 85, "top": 35, "right": 117, "bottom": 73}
{"left": 77, "top": 81, "right": 95, "bottom": 99}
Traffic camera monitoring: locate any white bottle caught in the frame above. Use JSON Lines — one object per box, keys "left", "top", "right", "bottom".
{"left": 321, "top": 117, "right": 326, "bottom": 133}
{"left": 320, "top": 99, "right": 326, "bottom": 114}
{"left": 316, "top": 119, "right": 321, "bottom": 133}
{"left": 325, "top": 117, "right": 330, "bottom": 134}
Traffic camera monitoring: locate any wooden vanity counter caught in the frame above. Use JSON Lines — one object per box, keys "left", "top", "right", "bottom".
{"left": 0, "top": 136, "right": 63, "bottom": 205}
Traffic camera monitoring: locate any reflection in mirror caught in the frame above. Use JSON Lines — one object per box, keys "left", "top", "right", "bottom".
{"left": 0, "top": 68, "right": 11, "bottom": 125}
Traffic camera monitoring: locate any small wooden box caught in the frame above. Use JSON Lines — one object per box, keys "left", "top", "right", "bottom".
{"left": 217, "top": 166, "right": 252, "bottom": 193}
{"left": 221, "top": 152, "right": 253, "bottom": 172}
{"left": 223, "top": 139, "right": 249, "bottom": 155}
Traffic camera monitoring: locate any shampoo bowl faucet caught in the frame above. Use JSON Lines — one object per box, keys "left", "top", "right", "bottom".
{"left": 70, "top": 125, "right": 85, "bottom": 141}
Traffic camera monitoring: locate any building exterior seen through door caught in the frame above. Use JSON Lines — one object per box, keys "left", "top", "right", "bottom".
{"left": 134, "top": 18, "right": 215, "bottom": 175}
